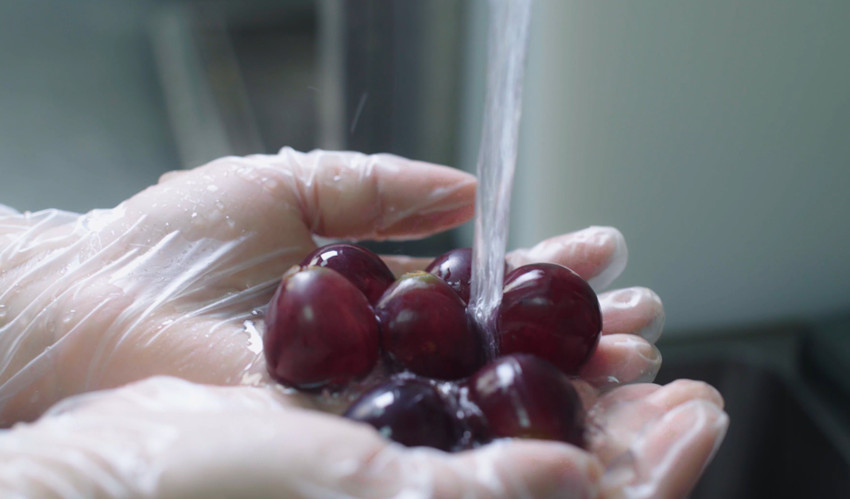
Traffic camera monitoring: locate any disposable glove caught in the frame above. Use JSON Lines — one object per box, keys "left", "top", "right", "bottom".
{"left": 0, "top": 148, "right": 725, "bottom": 497}
{"left": 0, "top": 148, "right": 661, "bottom": 424}
{"left": 0, "top": 375, "right": 726, "bottom": 498}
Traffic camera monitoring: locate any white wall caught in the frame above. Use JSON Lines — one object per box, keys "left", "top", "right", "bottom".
{"left": 461, "top": 0, "right": 850, "bottom": 333}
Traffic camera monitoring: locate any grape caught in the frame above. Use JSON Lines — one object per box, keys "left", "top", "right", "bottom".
{"left": 264, "top": 266, "right": 379, "bottom": 390}
{"left": 344, "top": 377, "right": 462, "bottom": 451}
{"left": 301, "top": 243, "right": 395, "bottom": 305}
{"left": 425, "top": 247, "right": 474, "bottom": 303}
{"left": 466, "top": 354, "right": 585, "bottom": 447}
{"left": 376, "top": 272, "right": 483, "bottom": 380}
{"left": 425, "top": 247, "right": 510, "bottom": 304}
{"left": 497, "top": 263, "right": 601, "bottom": 375}
{"left": 265, "top": 244, "right": 598, "bottom": 453}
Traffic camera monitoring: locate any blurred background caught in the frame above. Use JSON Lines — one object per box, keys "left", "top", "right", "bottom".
{"left": 1, "top": 0, "right": 849, "bottom": 495}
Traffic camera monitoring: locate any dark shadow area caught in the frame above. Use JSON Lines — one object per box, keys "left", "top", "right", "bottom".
{"left": 657, "top": 358, "right": 850, "bottom": 498}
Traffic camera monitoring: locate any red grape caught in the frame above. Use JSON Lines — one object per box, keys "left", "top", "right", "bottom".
{"left": 466, "top": 354, "right": 585, "bottom": 447}
{"left": 264, "top": 243, "right": 601, "bottom": 453}
{"left": 425, "top": 247, "right": 510, "bottom": 304}
{"left": 376, "top": 272, "right": 483, "bottom": 380}
{"left": 344, "top": 376, "right": 462, "bottom": 451}
{"left": 301, "top": 243, "right": 395, "bottom": 305}
{"left": 497, "top": 263, "right": 601, "bottom": 375}
{"left": 264, "top": 266, "right": 379, "bottom": 390}
{"left": 425, "top": 247, "right": 474, "bottom": 303}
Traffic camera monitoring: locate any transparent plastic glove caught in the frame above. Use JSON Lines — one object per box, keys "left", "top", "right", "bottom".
{"left": 0, "top": 148, "right": 717, "bottom": 497}
{"left": 0, "top": 376, "right": 727, "bottom": 498}
{"left": 0, "top": 148, "right": 662, "bottom": 426}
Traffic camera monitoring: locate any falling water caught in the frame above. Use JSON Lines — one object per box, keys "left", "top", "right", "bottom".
{"left": 468, "top": 0, "right": 533, "bottom": 358}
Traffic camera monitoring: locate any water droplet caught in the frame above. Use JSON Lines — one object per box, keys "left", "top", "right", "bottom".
{"left": 240, "top": 372, "right": 263, "bottom": 386}
{"left": 262, "top": 177, "right": 279, "bottom": 189}
{"left": 243, "top": 320, "right": 263, "bottom": 354}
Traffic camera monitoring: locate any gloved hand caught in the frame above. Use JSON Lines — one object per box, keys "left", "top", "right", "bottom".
{"left": 0, "top": 148, "right": 725, "bottom": 497}
{"left": 0, "top": 376, "right": 726, "bottom": 498}
{"left": 0, "top": 148, "right": 662, "bottom": 424}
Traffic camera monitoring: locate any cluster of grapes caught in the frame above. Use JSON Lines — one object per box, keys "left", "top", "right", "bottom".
{"left": 263, "top": 244, "right": 601, "bottom": 451}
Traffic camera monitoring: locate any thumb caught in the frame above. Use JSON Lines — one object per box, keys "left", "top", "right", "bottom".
{"left": 119, "top": 148, "right": 475, "bottom": 293}
{"left": 279, "top": 148, "right": 477, "bottom": 241}
{"left": 129, "top": 148, "right": 476, "bottom": 243}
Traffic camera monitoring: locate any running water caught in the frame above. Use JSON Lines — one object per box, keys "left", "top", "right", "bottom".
{"left": 468, "top": 0, "right": 533, "bottom": 359}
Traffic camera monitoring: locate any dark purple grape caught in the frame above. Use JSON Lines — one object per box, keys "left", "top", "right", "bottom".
{"left": 264, "top": 266, "right": 379, "bottom": 390}
{"left": 376, "top": 272, "right": 483, "bottom": 380}
{"left": 425, "top": 247, "right": 510, "bottom": 304}
{"left": 301, "top": 243, "right": 395, "bottom": 305}
{"left": 466, "top": 354, "right": 585, "bottom": 447}
{"left": 497, "top": 263, "right": 601, "bottom": 375}
{"left": 344, "top": 377, "right": 462, "bottom": 451}
{"left": 425, "top": 247, "right": 474, "bottom": 303}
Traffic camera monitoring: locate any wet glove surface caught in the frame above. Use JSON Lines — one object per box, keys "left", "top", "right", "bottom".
{"left": 0, "top": 149, "right": 726, "bottom": 498}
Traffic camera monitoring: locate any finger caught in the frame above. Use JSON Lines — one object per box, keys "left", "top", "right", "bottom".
{"left": 123, "top": 149, "right": 476, "bottom": 291}
{"left": 579, "top": 335, "right": 662, "bottom": 388}
{"left": 589, "top": 380, "right": 724, "bottom": 466}
{"left": 643, "top": 379, "right": 724, "bottom": 410}
{"left": 588, "top": 384, "right": 661, "bottom": 415}
{"left": 147, "top": 149, "right": 477, "bottom": 241}
{"left": 601, "top": 400, "right": 728, "bottom": 499}
{"left": 507, "top": 226, "right": 627, "bottom": 291}
{"left": 413, "top": 440, "right": 603, "bottom": 498}
{"left": 599, "top": 287, "right": 665, "bottom": 343}
{"left": 285, "top": 149, "right": 477, "bottom": 241}
{"left": 382, "top": 226, "right": 629, "bottom": 284}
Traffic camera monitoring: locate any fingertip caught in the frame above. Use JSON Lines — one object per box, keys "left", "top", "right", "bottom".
{"left": 297, "top": 150, "right": 477, "bottom": 240}
{"left": 585, "top": 226, "right": 628, "bottom": 291}
{"left": 617, "top": 400, "right": 728, "bottom": 499}
{"left": 648, "top": 379, "right": 725, "bottom": 411}
{"left": 371, "top": 162, "right": 477, "bottom": 240}
{"left": 507, "top": 226, "right": 628, "bottom": 288}
{"left": 599, "top": 287, "right": 665, "bottom": 344}
{"left": 580, "top": 335, "right": 662, "bottom": 388}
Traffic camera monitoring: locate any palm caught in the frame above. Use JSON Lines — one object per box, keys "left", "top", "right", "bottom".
{"left": 0, "top": 375, "right": 725, "bottom": 498}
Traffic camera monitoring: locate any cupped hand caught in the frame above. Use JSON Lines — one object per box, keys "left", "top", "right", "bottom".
{"left": 0, "top": 375, "right": 726, "bottom": 498}
{"left": 0, "top": 148, "right": 662, "bottom": 424}
{"left": 0, "top": 148, "right": 723, "bottom": 497}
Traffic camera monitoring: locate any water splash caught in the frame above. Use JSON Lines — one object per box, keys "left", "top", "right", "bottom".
{"left": 469, "top": 0, "right": 533, "bottom": 359}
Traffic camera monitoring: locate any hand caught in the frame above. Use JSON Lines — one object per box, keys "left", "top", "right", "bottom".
{"left": 0, "top": 148, "right": 661, "bottom": 424}
{"left": 0, "top": 148, "right": 726, "bottom": 497}
{"left": 0, "top": 376, "right": 726, "bottom": 498}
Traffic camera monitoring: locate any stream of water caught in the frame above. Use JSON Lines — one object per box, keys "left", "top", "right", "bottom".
{"left": 468, "top": 0, "right": 533, "bottom": 359}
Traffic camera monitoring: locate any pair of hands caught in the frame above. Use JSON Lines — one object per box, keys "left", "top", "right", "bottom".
{"left": 0, "top": 149, "right": 727, "bottom": 498}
